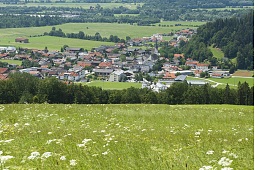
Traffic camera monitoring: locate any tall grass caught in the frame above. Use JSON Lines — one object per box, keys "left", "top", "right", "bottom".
{"left": 0, "top": 104, "right": 253, "bottom": 169}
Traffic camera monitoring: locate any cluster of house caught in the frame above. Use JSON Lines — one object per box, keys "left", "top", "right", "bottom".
{"left": 0, "top": 30, "right": 230, "bottom": 92}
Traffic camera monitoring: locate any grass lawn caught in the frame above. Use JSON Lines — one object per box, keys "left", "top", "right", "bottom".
{"left": 186, "top": 76, "right": 254, "bottom": 88}
{"left": 80, "top": 81, "right": 141, "bottom": 90}
{"left": 0, "top": 3, "right": 143, "bottom": 9}
{"left": 0, "top": 59, "right": 22, "bottom": 65}
{"left": 0, "top": 22, "right": 203, "bottom": 51}
{"left": 0, "top": 104, "right": 253, "bottom": 169}
{"left": 208, "top": 77, "right": 254, "bottom": 87}
{"left": 208, "top": 46, "right": 224, "bottom": 59}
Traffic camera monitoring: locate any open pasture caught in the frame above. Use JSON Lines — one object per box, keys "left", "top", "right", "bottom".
{"left": 82, "top": 81, "right": 141, "bottom": 90}
{"left": 0, "top": 104, "right": 253, "bottom": 169}
{"left": 0, "top": 59, "right": 22, "bottom": 66}
{"left": 0, "top": 2, "right": 143, "bottom": 9}
{"left": 0, "top": 22, "right": 203, "bottom": 50}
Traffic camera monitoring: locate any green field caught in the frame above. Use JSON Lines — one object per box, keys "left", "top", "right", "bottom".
{"left": 198, "top": 6, "right": 254, "bottom": 11}
{"left": 0, "top": 104, "right": 253, "bottom": 169}
{"left": 186, "top": 76, "right": 254, "bottom": 88}
{"left": 156, "top": 21, "right": 206, "bottom": 27}
{"left": 208, "top": 77, "right": 254, "bottom": 87}
{"left": 81, "top": 81, "right": 141, "bottom": 90}
{"left": 209, "top": 46, "right": 224, "bottom": 59}
{"left": 0, "top": 59, "right": 22, "bottom": 66}
{"left": 0, "top": 22, "right": 204, "bottom": 50}
{"left": 0, "top": 2, "right": 143, "bottom": 9}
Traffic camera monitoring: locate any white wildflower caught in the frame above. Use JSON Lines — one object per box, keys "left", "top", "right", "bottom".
{"left": 28, "top": 151, "right": 40, "bottom": 160}
{"left": 218, "top": 157, "right": 233, "bottom": 167}
{"left": 82, "top": 138, "right": 92, "bottom": 144}
{"left": 199, "top": 165, "right": 213, "bottom": 170}
{"left": 41, "top": 152, "right": 52, "bottom": 159}
{"left": 77, "top": 144, "right": 85, "bottom": 147}
{"left": 102, "top": 151, "right": 108, "bottom": 155}
{"left": 60, "top": 156, "right": 66, "bottom": 161}
{"left": 70, "top": 159, "right": 77, "bottom": 166}
{"left": 0, "top": 155, "right": 14, "bottom": 164}
{"left": 24, "top": 123, "right": 30, "bottom": 126}
{"left": 206, "top": 150, "right": 214, "bottom": 155}
{"left": 229, "top": 153, "right": 238, "bottom": 159}
{"left": 47, "top": 132, "right": 53, "bottom": 135}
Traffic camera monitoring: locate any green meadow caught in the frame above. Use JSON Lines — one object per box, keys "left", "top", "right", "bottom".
{"left": 0, "top": 59, "right": 22, "bottom": 66}
{"left": 0, "top": 22, "right": 204, "bottom": 50}
{"left": 0, "top": 104, "right": 253, "bottom": 169}
{"left": 0, "top": 2, "right": 143, "bottom": 9}
{"left": 186, "top": 76, "right": 254, "bottom": 88}
{"left": 81, "top": 81, "right": 141, "bottom": 90}
{"left": 209, "top": 46, "right": 224, "bottom": 59}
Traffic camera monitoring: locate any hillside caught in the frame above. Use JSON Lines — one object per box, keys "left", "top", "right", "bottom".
{"left": 183, "top": 12, "right": 254, "bottom": 70}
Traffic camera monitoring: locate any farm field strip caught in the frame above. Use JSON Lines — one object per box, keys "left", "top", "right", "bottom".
{"left": 0, "top": 104, "right": 253, "bottom": 169}
{"left": 0, "top": 3, "right": 143, "bottom": 9}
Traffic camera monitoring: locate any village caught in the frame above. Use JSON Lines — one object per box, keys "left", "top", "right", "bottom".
{"left": 0, "top": 28, "right": 230, "bottom": 92}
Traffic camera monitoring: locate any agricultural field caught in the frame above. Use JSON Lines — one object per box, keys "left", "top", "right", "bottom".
{"left": 0, "top": 22, "right": 204, "bottom": 50}
{"left": 81, "top": 81, "right": 141, "bottom": 90}
{"left": 0, "top": 104, "right": 253, "bottom": 169}
{"left": 0, "top": 59, "right": 22, "bottom": 66}
{"left": 0, "top": 3, "right": 143, "bottom": 9}
{"left": 232, "top": 70, "right": 254, "bottom": 77}
{"left": 186, "top": 76, "right": 254, "bottom": 88}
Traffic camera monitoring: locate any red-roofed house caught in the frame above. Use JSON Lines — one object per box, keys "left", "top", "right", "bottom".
{"left": 99, "top": 62, "right": 112, "bottom": 68}
{"left": 0, "top": 68, "right": 8, "bottom": 74}
{"left": 196, "top": 63, "right": 209, "bottom": 71}
{"left": 174, "top": 54, "right": 184, "bottom": 58}
{"left": 163, "top": 71, "right": 176, "bottom": 79}
{"left": 0, "top": 74, "right": 8, "bottom": 80}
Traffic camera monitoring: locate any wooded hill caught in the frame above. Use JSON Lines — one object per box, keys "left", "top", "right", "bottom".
{"left": 183, "top": 12, "right": 254, "bottom": 70}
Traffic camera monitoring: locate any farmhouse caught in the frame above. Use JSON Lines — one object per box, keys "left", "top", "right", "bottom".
{"left": 15, "top": 38, "right": 29, "bottom": 43}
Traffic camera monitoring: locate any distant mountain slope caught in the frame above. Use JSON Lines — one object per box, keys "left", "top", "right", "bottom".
{"left": 184, "top": 12, "right": 254, "bottom": 70}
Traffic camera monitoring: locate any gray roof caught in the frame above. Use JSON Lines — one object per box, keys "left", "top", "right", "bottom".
{"left": 174, "top": 75, "right": 187, "bottom": 81}
{"left": 93, "top": 69, "right": 113, "bottom": 73}
{"left": 187, "top": 80, "right": 207, "bottom": 85}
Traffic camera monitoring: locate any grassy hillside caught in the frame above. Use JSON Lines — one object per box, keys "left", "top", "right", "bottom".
{"left": 0, "top": 104, "right": 253, "bottom": 169}
{"left": 208, "top": 45, "right": 224, "bottom": 59}
{"left": 0, "top": 22, "right": 204, "bottom": 50}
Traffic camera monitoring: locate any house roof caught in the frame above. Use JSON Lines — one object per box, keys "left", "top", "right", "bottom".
{"left": 197, "top": 63, "right": 209, "bottom": 67}
{"left": 174, "top": 75, "right": 187, "bottom": 81}
{"left": 0, "top": 68, "right": 8, "bottom": 74}
{"left": 93, "top": 69, "right": 113, "bottom": 73}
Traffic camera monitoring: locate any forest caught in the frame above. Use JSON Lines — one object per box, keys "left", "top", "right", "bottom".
{"left": 182, "top": 12, "right": 254, "bottom": 70}
{"left": 0, "top": 72, "right": 253, "bottom": 105}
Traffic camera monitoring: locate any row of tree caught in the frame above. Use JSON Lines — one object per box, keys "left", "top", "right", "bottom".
{"left": 44, "top": 27, "right": 125, "bottom": 43}
{"left": 0, "top": 72, "right": 253, "bottom": 105}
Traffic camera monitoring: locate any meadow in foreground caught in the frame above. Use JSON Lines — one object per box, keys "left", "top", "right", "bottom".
{"left": 0, "top": 104, "right": 253, "bottom": 169}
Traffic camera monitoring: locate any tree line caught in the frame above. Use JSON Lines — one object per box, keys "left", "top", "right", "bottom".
{"left": 0, "top": 72, "right": 253, "bottom": 105}
{"left": 44, "top": 27, "right": 125, "bottom": 43}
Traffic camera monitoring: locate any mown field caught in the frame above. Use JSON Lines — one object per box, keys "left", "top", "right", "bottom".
{"left": 0, "top": 59, "right": 22, "bottom": 66}
{"left": 0, "top": 2, "right": 143, "bottom": 9}
{"left": 186, "top": 76, "right": 254, "bottom": 89}
{"left": 0, "top": 22, "right": 205, "bottom": 51}
{"left": 82, "top": 81, "right": 141, "bottom": 90}
{"left": 0, "top": 104, "right": 253, "bottom": 169}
